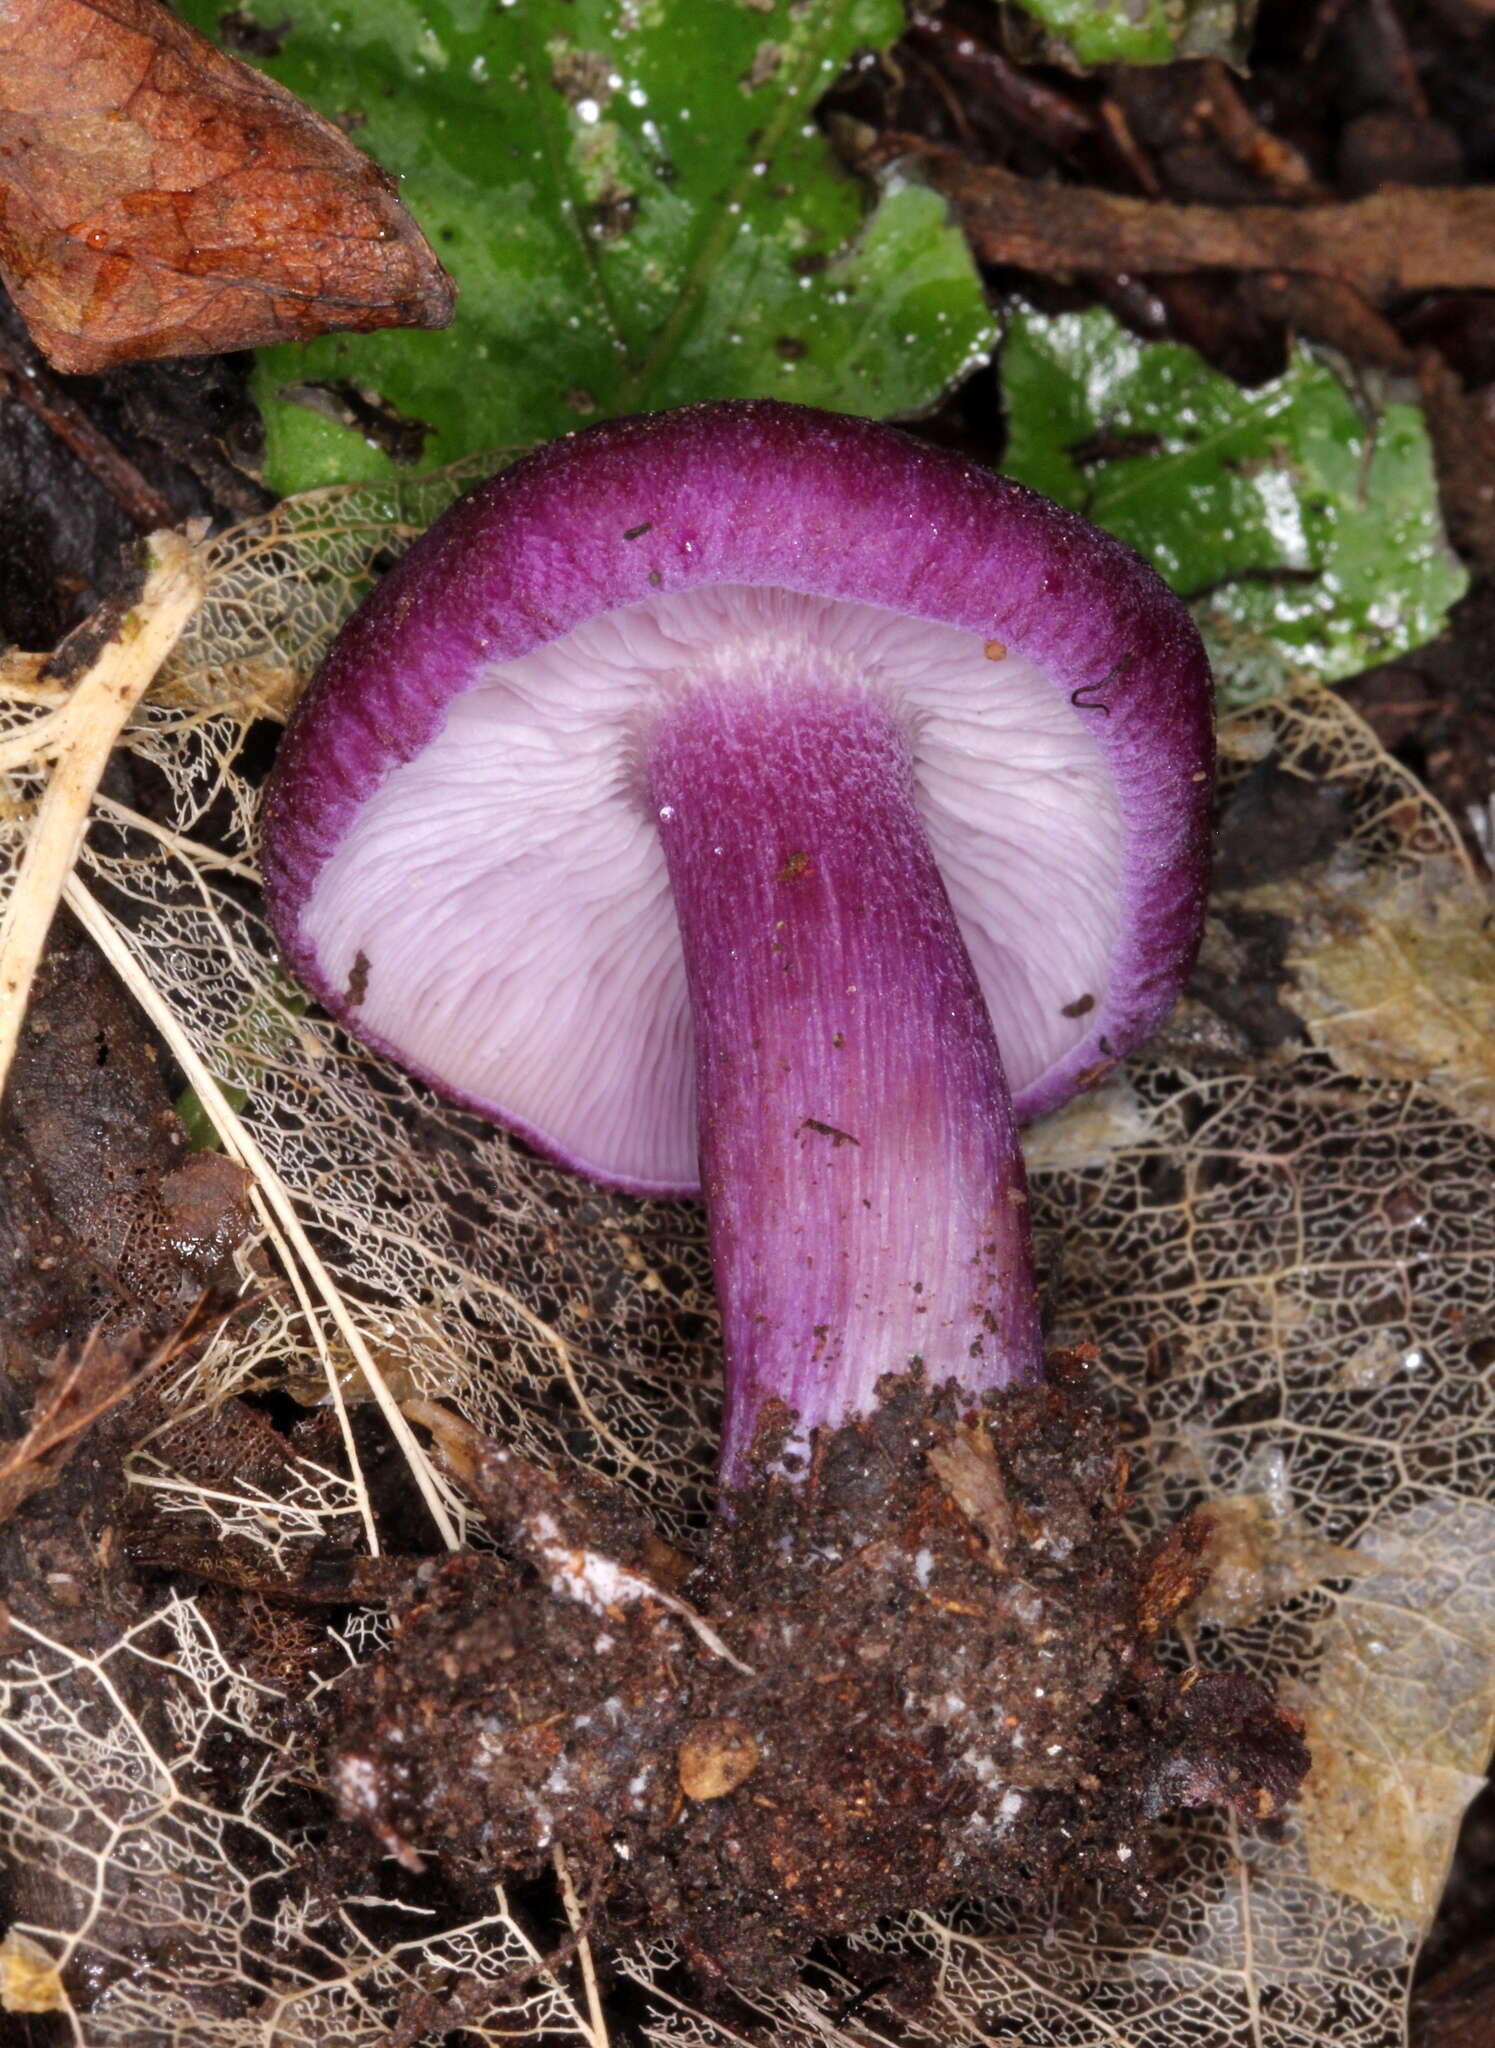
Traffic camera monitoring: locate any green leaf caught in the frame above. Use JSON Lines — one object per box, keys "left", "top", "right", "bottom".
{"left": 176, "top": 0, "right": 995, "bottom": 495}
{"left": 175, "top": 1082, "right": 248, "bottom": 1153}
{"left": 1004, "top": 0, "right": 1258, "bottom": 68}
{"left": 1000, "top": 307, "right": 1467, "bottom": 707}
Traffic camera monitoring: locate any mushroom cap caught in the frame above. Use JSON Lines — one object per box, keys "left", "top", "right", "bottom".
{"left": 262, "top": 401, "right": 1213, "bottom": 1197}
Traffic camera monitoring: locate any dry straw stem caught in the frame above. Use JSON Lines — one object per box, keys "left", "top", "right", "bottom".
{"left": 0, "top": 520, "right": 460, "bottom": 1555}
{"left": 553, "top": 1844, "right": 610, "bottom": 2048}
{"left": 0, "top": 529, "right": 205, "bottom": 1099}
{"left": 61, "top": 873, "right": 462, "bottom": 1556}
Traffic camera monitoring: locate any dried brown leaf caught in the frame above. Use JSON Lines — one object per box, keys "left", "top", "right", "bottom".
{"left": 1136, "top": 1507, "right": 1213, "bottom": 1638}
{"left": 0, "top": 0, "right": 455, "bottom": 374}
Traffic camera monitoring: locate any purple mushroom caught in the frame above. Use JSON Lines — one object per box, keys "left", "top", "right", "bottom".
{"left": 265, "top": 403, "right": 1306, "bottom": 1965}
{"left": 264, "top": 400, "right": 1211, "bottom": 1486}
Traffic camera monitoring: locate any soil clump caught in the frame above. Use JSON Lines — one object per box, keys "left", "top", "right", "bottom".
{"left": 332, "top": 1364, "right": 1308, "bottom": 1981}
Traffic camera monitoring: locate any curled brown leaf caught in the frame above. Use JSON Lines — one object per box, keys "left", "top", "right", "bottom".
{"left": 0, "top": 0, "right": 455, "bottom": 374}
{"left": 0, "top": 1333, "right": 139, "bottom": 1524}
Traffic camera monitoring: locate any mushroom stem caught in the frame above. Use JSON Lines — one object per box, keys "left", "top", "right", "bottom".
{"left": 648, "top": 676, "right": 1044, "bottom": 1486}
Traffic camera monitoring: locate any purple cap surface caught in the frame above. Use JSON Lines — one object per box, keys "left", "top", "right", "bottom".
{"left": 263, "top": 401, "right": 1213, "bottom": 1197}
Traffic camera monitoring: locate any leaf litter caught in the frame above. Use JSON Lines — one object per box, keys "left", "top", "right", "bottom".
{"left": 0, "top": 478, "right": 1492, "bottom": 2045}
{"left": 1247, "top": 853, "right": 1495, "bottom": 1137}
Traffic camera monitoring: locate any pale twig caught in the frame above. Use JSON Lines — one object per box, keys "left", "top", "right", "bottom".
{"left": 61, "top": 874, "right": 462, "bottom": 1555}
{"left": 91, "top": 792, "right": 262, "bottom": 882}
{"left": 0, "top": 531, "right": 205, "bottom": 1098}
{"left": 553, "top": 1844, "right": 610, "bottom": 2048}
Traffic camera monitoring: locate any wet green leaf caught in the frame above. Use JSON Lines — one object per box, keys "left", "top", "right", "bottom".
{"left": 176, "top": 0, "right": 995, "bottom": 494}
{"left": 1000, "top": 307, "right": 1467, "bottom": 707}
{"left": 1005, "top": 0, "right": 1258, "bottom": 67}
{"left": 175, "top": 1082, "right": 247, "bottom": 1153}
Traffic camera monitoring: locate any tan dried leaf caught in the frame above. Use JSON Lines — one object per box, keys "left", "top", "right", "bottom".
{"left": 1300, "top": 1499, "right": 1495, "bottom": 1926}
{"left": 928, "top": 1423, "right": 1015, "bottom": 1553}
{"left": 1248, "top": 854, "right": 1495, "bottom": 1137}
{"left": 0, "top": 1928, "right": 66, "bottom": 2014}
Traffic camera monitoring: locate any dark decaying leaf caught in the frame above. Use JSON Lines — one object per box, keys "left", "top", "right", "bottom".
{"left": 0, "top": 0, "right": 455, "bottom": 374}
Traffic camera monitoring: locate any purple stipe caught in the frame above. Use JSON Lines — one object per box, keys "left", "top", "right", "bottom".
{"left": 264, "top": 402, "right": 1213, "bottom": 1206}
{"left": 649, "top": 677, "right": 1043, "bottom": 1483}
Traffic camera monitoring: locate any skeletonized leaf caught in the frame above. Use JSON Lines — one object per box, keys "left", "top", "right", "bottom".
{"left": 1, "top": 477, "right": 1492, "bottom": 2046}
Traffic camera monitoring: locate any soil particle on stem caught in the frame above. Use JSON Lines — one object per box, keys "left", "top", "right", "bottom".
{"left": 332, "top": 1365, "right": 1309, "bottom": 1982}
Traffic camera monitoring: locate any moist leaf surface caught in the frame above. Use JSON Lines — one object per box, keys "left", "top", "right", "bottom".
{"left": 174, "top": 0, "right": 997, "bottom": 491}
{"left": 1001, "top": 306, "right": 1467, "bottom": 706}
{"left": 1005, "top": 0, "right": 1259, "bottom": 67}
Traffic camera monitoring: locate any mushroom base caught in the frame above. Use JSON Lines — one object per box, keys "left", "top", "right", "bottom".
{"left": 332, "top": 1369, "right": 1308, "bottom": 1985}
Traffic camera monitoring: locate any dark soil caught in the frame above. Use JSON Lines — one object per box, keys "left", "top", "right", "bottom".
{"left": 332, "top": 1369, "right": 1307, "bottom": 1984}
{"left": 1, "top": 917, "right": 253, "bottom": 1384}
{"left": 0, "top": 287, "right": 267, "bottom": 649}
